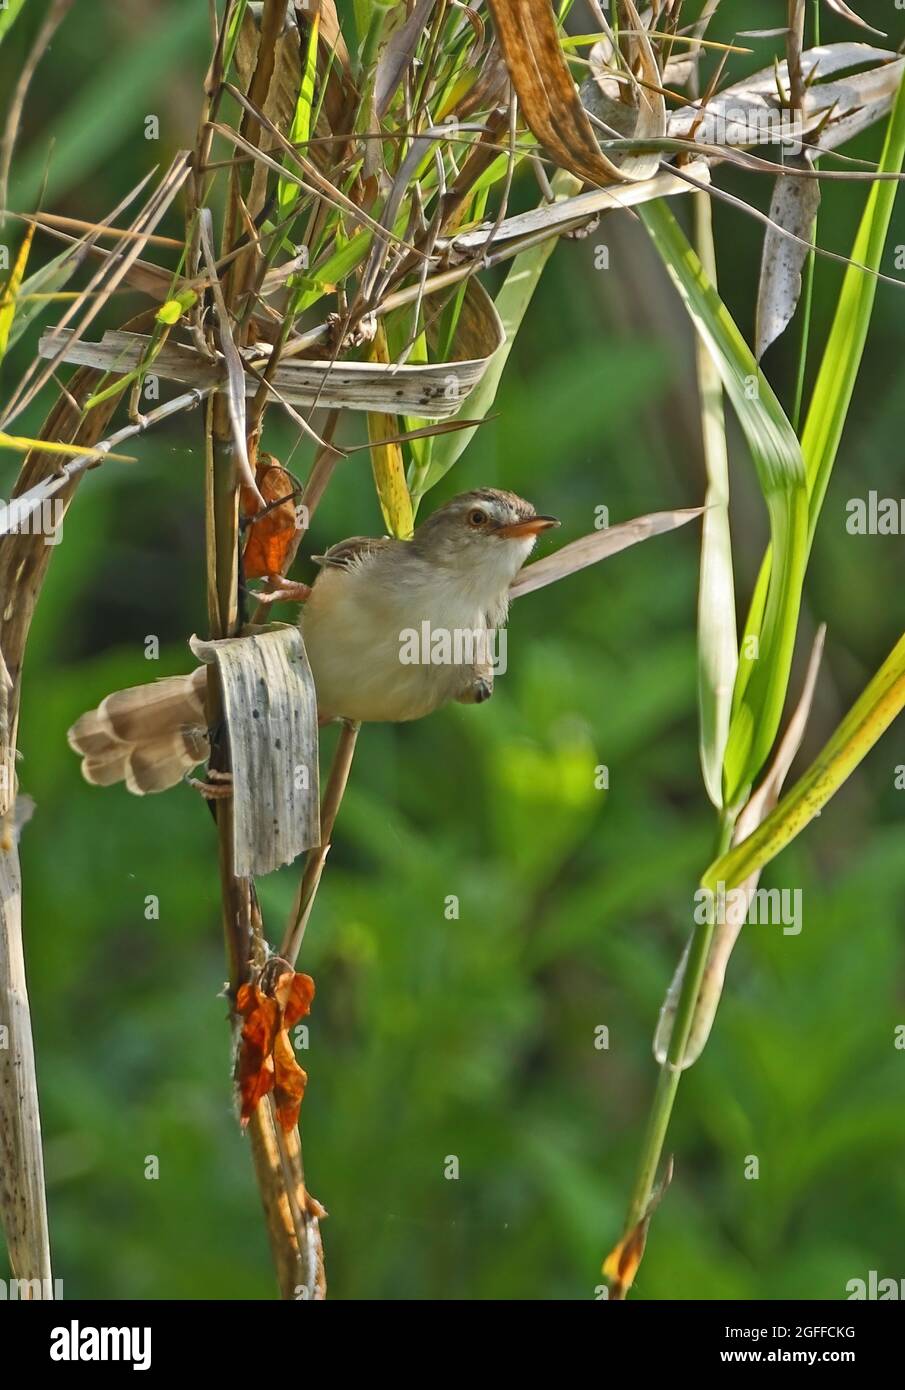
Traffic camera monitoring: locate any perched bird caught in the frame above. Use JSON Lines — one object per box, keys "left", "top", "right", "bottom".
{"left": 67, "top": 488, "right": 559, "bottom": 794}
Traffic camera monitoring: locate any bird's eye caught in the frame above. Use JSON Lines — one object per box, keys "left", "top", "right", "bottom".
{"left": 468, "top": 509, "right": 487, "bottom": 527}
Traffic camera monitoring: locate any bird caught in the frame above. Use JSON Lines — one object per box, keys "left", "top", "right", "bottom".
{"left": 67, "top": 488, "right": 559, "bottom": 794}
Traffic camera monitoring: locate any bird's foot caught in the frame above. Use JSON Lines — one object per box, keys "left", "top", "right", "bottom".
{"left": 187, "top": 768, "right": 234, "bottom": 800}
{"left": 255, "top": 575, "right": 312, "bottom": 606}
{"left": 457, "top": 673, "right": 494, "bottom": 705}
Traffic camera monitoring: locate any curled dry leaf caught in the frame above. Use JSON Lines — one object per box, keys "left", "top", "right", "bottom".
{"left": 240, "top": 455, "right": 302, "bottom": 579}
{"left": 190, "top": 626, "right": 320, "bottom": 877}
{"left": 486, "top": 0, "right": 663, "bottom": 185}
{"left": 579, "top": 4, "right": 668, "bottom": 180}
{"left": 235, "top": 0, "right": 354, "bottom": 148}
{"left": 668, "top": 42, "right": 902, "bottom": 152}
{"left": 236, "top": 968, "right": 315, "bottom": 1133}
{"left": 755, "top": 163, "right": 821, "bottom": 360}
{"left": 823, "top": 0, "right": 886, "bottom": 37}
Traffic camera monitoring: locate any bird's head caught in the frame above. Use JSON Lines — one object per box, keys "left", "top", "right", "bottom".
{"left": 411, "top": 488, "right": 559, "bottom": 592}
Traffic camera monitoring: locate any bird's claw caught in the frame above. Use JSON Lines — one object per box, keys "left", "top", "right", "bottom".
{"left": 255, "top": 576, "right": 312, "bottom": 606}
{"left": 187, "top": 768, "right": 234, "bottom": 800}
{"left": 456, "top": 673, "right": 494, "bottom": 705}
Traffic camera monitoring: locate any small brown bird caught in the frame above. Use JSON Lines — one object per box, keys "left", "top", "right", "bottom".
{"left": 67, "top": 489, "right": 559, "bottom": 794}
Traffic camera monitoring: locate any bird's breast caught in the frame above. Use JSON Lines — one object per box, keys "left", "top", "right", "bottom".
{"left": 300, "top": 559, "right": 496, "bottom": 722}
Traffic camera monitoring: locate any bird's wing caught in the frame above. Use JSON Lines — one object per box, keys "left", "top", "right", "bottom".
{"left": 312, "top": 536, "right": 392, "bottom": 570}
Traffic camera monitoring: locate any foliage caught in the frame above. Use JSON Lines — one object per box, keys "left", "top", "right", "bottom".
{"left": 1, "top": 0, "right": 904, "bottom": 1300}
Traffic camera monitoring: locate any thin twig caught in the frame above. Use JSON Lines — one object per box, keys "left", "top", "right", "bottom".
{"left": 281, "top": 720, "right": 361, "bottom": 967}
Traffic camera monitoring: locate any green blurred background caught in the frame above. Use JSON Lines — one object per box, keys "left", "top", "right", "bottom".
{"left": 1, "top": 0, "right": 904, "bottom": 1299}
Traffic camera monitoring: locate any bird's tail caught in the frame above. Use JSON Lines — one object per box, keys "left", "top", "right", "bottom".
{"left": 67, "top": 667, "right": 210, "bottom": 794}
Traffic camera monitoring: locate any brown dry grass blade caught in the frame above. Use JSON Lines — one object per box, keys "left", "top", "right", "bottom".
{"left": 22, "top": 223, "right": 182, "bottom": 303}
{"left": 375, "top": 0, "right": 438, "bottom": 117}
{"left": 824, "top": 0, "right": 885, "bottom": 37}
{"left": 510, "top": 507, "right": 703, "bottom": 599}
{"left": 579, "top": 1, "right": 667, "bottom": 180}
{"left": 198, "top": 208, "right": 262, "bottom": 505}
{"left": 234, "top": 0, "right": 353, "bottom": 152}
{"left": 486, "top": 0, "right": 632, "bottom": 185}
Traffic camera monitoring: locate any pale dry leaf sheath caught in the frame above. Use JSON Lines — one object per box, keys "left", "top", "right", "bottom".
{"left": 756, "top": 167, "right": 821, "bottom": 361}
{"left": 190, "top": 626, "right": 320, "bottom": 878}
{"left": 510, "top": 508, "right": 704, "bottom": 599}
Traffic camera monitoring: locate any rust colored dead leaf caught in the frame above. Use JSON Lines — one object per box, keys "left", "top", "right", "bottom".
{"left": 236, "top": 983, "right": 282, "bottom": 1119}
{"left": 241, "top": 454, "right": 302, "bottom": 579}
{"left": 486, "top": 0, "right": 653, "bottom": 186}
{"left": 272, "top": 1030, "right": 308, "bottom": 1133}
{"left": 235, "top": 968, "right": 315, "bottom": 1131}
{"left": 279, "top": 969, "right": 316, "bottom": 1028}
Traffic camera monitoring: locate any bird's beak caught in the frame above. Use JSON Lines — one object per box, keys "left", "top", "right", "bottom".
{"left": 495, "top": 515, "right": 560, "bottom": 539}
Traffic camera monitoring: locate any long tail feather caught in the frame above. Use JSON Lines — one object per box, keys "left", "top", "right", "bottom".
{"left": 68, "top": 668, "right": 208, "bottom": 794}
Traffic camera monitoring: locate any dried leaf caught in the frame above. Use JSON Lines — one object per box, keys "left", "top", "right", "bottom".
{"left": 272, "top": 1030, "right": 308, "bottom": 1133}
{"left": 279, "top": 969, "right": 316, "bottom": 1029}
{"left": 510, "top": 508, "right": 703, "bottom": 599}
{"left": 197, "top": 209, "right": 261, "bottom": 505}
{"left": 579, "top": 3, "right": 667, "bottom": 180}
{"left": 234, "top": 4, "right": 311, "bottom": 135}
{"left": 824, "top": 0, "right": 885, "bottom": 37}
{"left": 756, "top": 164, "right": 821, "bottom": 360}
{"left": 40, "top": 274, "right": 505, "bottom": 418}
{"left": 446, "top": 161, "right": 710, "bottom": 258}
{"left": 375, "top": 0, "right": 438, "bottom": 117}
{"left": 236, "top": 983, "right": 282, "bottom": 1119}
{"left": 241, "top": 455, "right": 301, "bottom": 579}
{"left": 190, "top": 626, "right": 320, "bottom": 877}
{"left": 486, "top": 0, "right": 650, "bottom": 185}
{"left": 668, "top": 42, "right": 901, "bottom": 151}
{"left": 235, "top": 968, "right": 315, "bottom": 1132}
